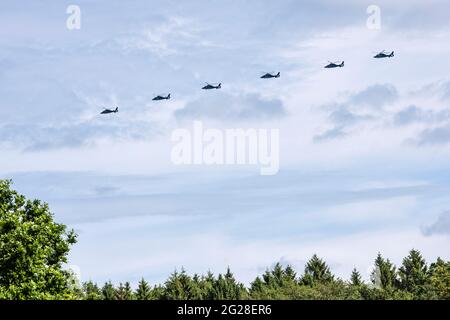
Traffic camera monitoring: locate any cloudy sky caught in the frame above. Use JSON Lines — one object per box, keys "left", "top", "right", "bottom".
{"left": 1, "top": 0, "right": 450, "bottom": 285}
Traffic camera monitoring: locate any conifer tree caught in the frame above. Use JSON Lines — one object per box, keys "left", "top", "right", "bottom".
{"left": 285, "top": 265, "right": 297, "bottom": 283}
{"left": 301, "top": 254, "right": 334, "bottom": 286}
{"left": 101, "top": 281, "right": 115, "bottom": 300}
{"left": 249, "top": 276, "right": 265, "bottom": 296}
{"left": 188, "top": 274, "right": 205, "bottom": 300}
{"left": 199, "top": 271, "right": 215, "bottom": 300}
{"left": 163, "top": 269, "right": 194, "bottom": 300}
{"left": 211, "top": 268, "right": 247, "bottom": 300}
{"left": 83, "top": 281, "right": 102, "bottom": 300}
{"left": 135, "top": 278, "right": 152, "bottom": 300}
{"left": 115, "top": 282, "right": 134, "bottom": 300}
{"left": 150, "top": 285, "right": 165, "bottom": 300}
{"left": 371, "top": 253, "right": 398, "bottom": 290}
{"left": 350, "top": 268, "right": 363, "bottom": 286}
{"left": 398, "top": 249, "right": 428, "bottom": 295}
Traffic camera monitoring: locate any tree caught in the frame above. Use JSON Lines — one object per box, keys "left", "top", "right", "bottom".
{"left": 250, "top": 263, "right": 299, "bottom": 299}
{"left": 163, "top": 269, "right": 195, "bottom": 300}
{"left": 83, "top": 281, "right": 102, "bottom": 300}
{"left": 249, "top": 276, "right": 266, "bottom": 297}
{"left": 301, "top": 254, "right": 334, "bottom": 286}
{"left": 371, "top": 253, "right": 398, "bottom": 290}
{"left": 261, "top": 263, "right": 297, "bottom": 288}
{"left": 150, "top": 285, "right": 165, "bottom": 300}
{"left": 196, "top": 271, "right": 215, "bottom": 300}
{"left": 0, "top": 179, "right": 77, "bottom": 299}
{"left": 398, "top": 249, "right": 428, "bottom": 296}
{"left": 101, "top": 281, "right": 115, "bottom": 300}
{"left": 135, "top": 278, "right": 152, "bottom": 300}
{"left": 188, "top": 274, "right": 206, "bottom": 300}
{"left": 427, "top": 257, "right": 450, "bottom": 299}
{"left": 210, "top": 268, "right": 247, "bottom": 300}
{"left": 115, "top": 282, "right": 134, "bottom": 300}
{"left": 350, "top": 268, "right": 363, "bottom": 286}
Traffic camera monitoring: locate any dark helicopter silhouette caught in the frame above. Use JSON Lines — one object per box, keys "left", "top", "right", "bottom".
{"left": 202, "top": 83, "right": 222, "bottom": 90}
{"left": 325, "top": 61, "right": 345, "bottom": 68}
{"left": 153, "top": 94, "right": 171, "bottom": 101}
{"left": 261, "top": 72, "right": 280, "bottom": 79}
{"left": 374, "top": 50, "right": 394, "bottom": 59}
{"left": 100, "top": 107, "right": 118, "bottom": 114}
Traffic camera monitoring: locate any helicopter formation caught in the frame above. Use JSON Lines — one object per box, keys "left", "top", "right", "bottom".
{"left": 100, "top": 50, "right": 394, "bottom": 114}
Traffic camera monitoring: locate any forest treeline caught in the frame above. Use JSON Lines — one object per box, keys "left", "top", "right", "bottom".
{"left": 78, "top": 251, "right": 450, "bottom": 300}
{"left": 1, "top": 179, "right": 449, "bottom": 300}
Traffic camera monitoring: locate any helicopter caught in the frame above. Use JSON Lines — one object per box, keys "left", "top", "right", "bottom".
{"left": 374, "top": 50, "right": 394, "bottom": 59}
{"left": 261, "top": 72, "right": 280, "bottom": 79}
{"left": 152, "top": 94, "right": 171, "bottom": 101}
{"left": 202, "top": 83, "right": 222, "bottom": 90}
{"left": 325, "top": 61, "right": 345, "bottom": 68}
{"left": 100, "top": 107, "right": 118, "bottom": 114}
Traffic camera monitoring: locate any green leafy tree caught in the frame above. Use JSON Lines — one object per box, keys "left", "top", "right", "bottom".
{"left": 0, "top": 179, "right": 77, "bottom": 299}
{"left": 427, "top": 257, "right": 450, "bottom": 299}
{"left": 135, "top": 278, "right": 152, "bottom": 300}
{"left": 398, "top": 249, "right": 428, "bottom": 296}
{"left": 301, "top": 255, "right": 334, "bottom": 286}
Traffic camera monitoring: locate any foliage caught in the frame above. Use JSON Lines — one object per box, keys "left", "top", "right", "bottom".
{"left": 398, "top": 249, "right": 428, "bottom": 297}
{"left": 77, "top": 252, "right": 448, "bottom": 301}
{"left": 350, "top": 268, "right": 362, "bottom": 286}
{"left": 427, "top": 257, "right": 450, "bottom": 299}
{"left": 0, "top": 180, "right": 77, "bottom": 299}
{"left": 135, "top": 278, "right": 152, "bottom": 300}
{"left": 371, "top": 253, "right": 398, "bottom": 290}
{"left": 101, "top": 281, "right": 116, "bottom": 300}
{"left": 115, "top": 282, "right": 134, "bottom": 300}
{"left": 300, "top": 254, "right": 334, "bottom": 286}
{"left": 83, "top": 281, "right": 102, "bottom": 300}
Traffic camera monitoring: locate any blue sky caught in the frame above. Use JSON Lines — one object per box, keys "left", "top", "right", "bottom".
{"left": 1, "top": 0, "right": 450, "bottom": 285}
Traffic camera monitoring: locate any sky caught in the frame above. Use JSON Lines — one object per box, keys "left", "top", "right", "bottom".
{"left": 1, "top": 0, "right": 450, "bottom": 285}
